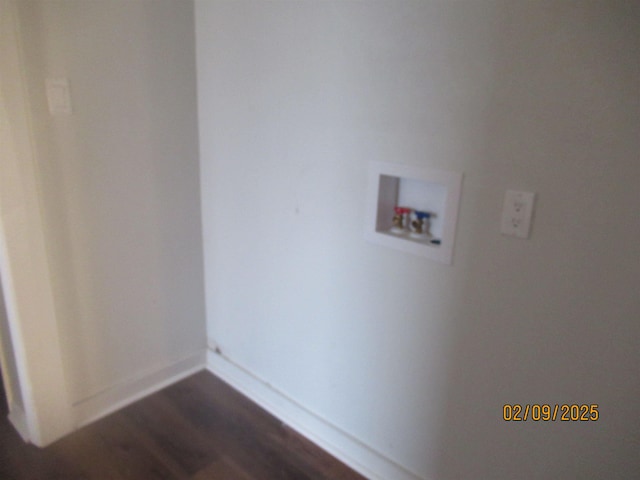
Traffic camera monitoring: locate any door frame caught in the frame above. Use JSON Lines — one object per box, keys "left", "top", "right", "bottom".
{"left": 0, "top": 0, "right": 73, "bottom": 446}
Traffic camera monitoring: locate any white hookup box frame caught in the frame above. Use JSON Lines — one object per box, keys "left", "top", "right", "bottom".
{"left": 364, "top": 161, "right": 463, "bottom": 265}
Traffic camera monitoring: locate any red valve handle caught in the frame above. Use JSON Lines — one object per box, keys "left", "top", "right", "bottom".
{"left": 394, "top": 206, "right": 412, "bottom": 215}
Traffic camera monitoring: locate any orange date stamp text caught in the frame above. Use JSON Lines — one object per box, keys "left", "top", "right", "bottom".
{"left": 503, "top": 404, "right": 599, "bottom": 421}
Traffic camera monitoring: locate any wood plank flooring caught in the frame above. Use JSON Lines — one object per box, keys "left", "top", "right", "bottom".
{"left": 0, "top": 370, "right": 367, "bottom": 480}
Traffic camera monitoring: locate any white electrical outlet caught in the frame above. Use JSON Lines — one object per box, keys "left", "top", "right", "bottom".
{"left": 501, "top": 190, "right": 535, "bottom": 238}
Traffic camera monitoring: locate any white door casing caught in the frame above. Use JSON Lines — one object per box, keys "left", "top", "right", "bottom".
{"left": 0, "top": 0, "right": 73, "bottom": 446}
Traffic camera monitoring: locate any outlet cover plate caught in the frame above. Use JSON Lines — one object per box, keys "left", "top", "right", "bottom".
{"left": 500, "top": 190, "right": 535, "bottom": 238}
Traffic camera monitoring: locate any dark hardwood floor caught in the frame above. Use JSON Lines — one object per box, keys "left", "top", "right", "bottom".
{"left": 0, "top": 370, "right": 366, "bottom": 480}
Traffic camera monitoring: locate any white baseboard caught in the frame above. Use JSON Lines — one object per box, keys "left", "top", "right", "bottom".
{"left": 73, "top": 350, "right": 206, "bottom": 428}
{"left": 207, "top": 348, "right": 423, "bottom": 480}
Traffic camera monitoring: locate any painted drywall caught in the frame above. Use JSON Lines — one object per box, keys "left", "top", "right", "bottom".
{"left": 14, "top": 1, "right": 206, "bottom": 408}
{"left": 197, "top": 1, "right": 640, "bottom": 479}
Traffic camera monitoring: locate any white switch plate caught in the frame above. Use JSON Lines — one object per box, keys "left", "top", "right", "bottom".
{"left": 46, "top": 78, "right": 72, "bottom": 115}
{"left": 501, "top": 190, "right": 535, "bottom": 238}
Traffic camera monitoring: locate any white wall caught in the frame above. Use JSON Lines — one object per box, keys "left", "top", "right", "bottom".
{"left": 197, "top": 1, "right": 640, "bottom": 479}
{"left": 14, "top": 0, "right": 206, "bottom": 417}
